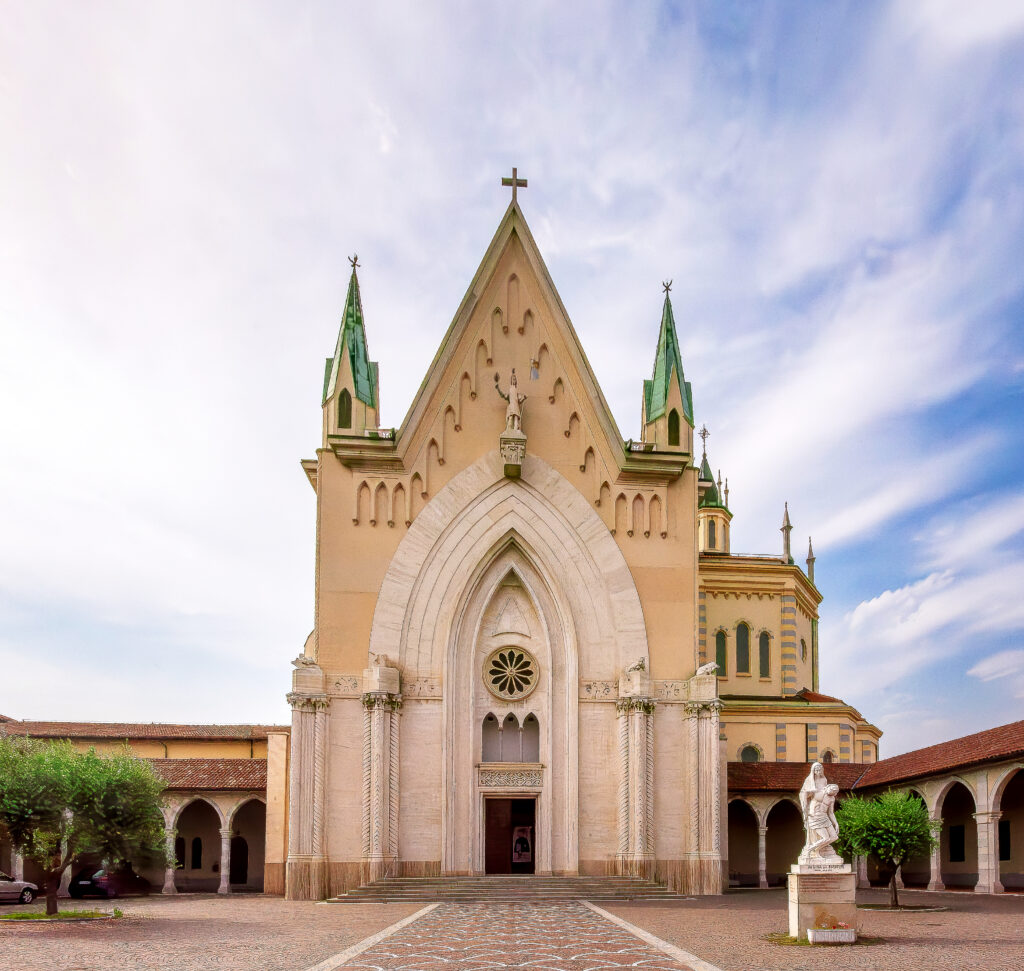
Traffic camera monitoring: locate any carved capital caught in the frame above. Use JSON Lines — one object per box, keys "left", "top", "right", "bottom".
{"left": 362, "top": 691, "right": 403, "bottom": 712}
{"left": 287, "top": 692, "right": 330, "bottom": 711}
{"left": 616, "top": 697, "right": 655, "bottom": 715}
{"left": 682, "top": 699, "right": 722, "bottom": 715}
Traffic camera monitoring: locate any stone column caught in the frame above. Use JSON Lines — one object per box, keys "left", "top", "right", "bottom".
{"left": 615, "top": 693, "right": 654, "bottom": 877}
{"left": 974, "top": 811, "right": 1003, "bottom": 894}
{"left": 757, "top": 824, "right": 768, "bottom": 889}
{"left": 218, "top": 828, "right": 232, "bottom": 894}
{"left": 162, "top": 824, "right": 178, "bottom": 894}
{"left": 927, "top": 815, "right": 945, "bottom": 891}
{"left": 363, "top": 691, "right": 402, "bottom": 883}
{"left": 285, "top": 689, "right": 330, "bottom": 900}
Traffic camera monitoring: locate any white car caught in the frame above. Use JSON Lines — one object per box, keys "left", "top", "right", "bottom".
{"left": 0, "top": 872, "right": 38, "bottom": 904}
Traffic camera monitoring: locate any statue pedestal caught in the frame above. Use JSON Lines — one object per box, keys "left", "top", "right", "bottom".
{"left": 500, "top": 429, "right": 527, "bottom": 478}
{"left": 787, "top": 863, "right": 858, "bottom": 941}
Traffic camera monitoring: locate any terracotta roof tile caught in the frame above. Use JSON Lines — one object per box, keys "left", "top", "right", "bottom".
{"left": 857, "top": 719, "right": 1024, "bottom": 788}
{"left": 728, "top": 761, "right": 867, "bottom": 792}
{"left": 793, "top": 689, "right": 844, "bottom": 703}
{"left": 0, "top": 720, "right": 288, "bottom": 740}
{"left": 728, "top": 720, "right": 1024, "bottom": 793}
{"left": 148, "top": 758, "right": 267, "bottom": 791}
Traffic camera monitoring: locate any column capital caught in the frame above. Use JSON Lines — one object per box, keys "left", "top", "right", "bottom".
{"left": 616, "top": 696, "right": 655, "bottom": 714}
{"left": 973, "top": 810, "right": 1001, "bottom": 822}
{"left": 220, "top": 827, "right": 234, "bottom": 839}
{"left": 287, "top": 692, "right": 330, "bottom": 711}
{"left": 682, "top": 699, "right": 721, "bottom": 715}
{"left": 362, "top": 691, "right": 402, "bottom": 711}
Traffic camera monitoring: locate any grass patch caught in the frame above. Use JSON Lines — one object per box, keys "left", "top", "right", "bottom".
{"left": 0, "top": 908, "right": 121, "bottom": 921}
{"left": 763, "top": 932, "right": 883, "bottom": 947}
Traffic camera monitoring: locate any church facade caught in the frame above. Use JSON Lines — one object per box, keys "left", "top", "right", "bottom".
{"left": 279, "top": 188, "right": 877, "bottom": 900}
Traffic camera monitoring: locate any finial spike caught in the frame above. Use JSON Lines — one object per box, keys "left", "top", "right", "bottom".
{"left": 698, "top": 424, "right": 710, "bottom": 458}
{"left": 662, "top": 279, "right": 673, "bottom": 294}
{"left": 348, "top": 253, "right": 360, "bottom": 269}
{"left": 781, "top": 501, "right": 793, "bottom": 561}
{"left": 806, "top": 535, "right": 816, "bottom": 583}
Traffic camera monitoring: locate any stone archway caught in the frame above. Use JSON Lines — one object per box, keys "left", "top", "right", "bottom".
{"left": 994, "top": 767, "right": 1024, "bottom": 891}
{"left": 765, "top": 799, "right": 803, "bottom": 886}
{"left": 727, "top": 799, "right": 759, "bottom": 887}
{"left": 174, "top": 799, "right": 224, "bottom": 893}
{"left": 368, "top": 451, "right": 650, "bottom": 878}
{"left": 229, "top": 799, "right": 266, "bottom": 891}
{"left": 939, "top": 781, "right": 978, "bottom": 890}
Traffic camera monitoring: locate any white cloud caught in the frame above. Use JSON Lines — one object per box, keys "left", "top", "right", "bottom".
{"left": 968, "top": 649, "right": 1024, "bottom": 699}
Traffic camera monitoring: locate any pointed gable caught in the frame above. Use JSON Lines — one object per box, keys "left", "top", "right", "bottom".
{"left": 325, "top": 266, "right": 377, "bottom": 408}
{"left": 643, "top": 293, "right": 693, "bottom": 426}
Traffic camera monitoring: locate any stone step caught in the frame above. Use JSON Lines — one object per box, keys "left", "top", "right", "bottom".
{"left": 327, "top": 875, "right": 691, "bottom": 902}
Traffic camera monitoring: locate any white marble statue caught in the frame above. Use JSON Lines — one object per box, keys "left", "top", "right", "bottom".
{"left": 797, "top": 762, "right": 844, "bottom": 865}
{"left": 495, "top": 369, "right": 527, "bottom": 432}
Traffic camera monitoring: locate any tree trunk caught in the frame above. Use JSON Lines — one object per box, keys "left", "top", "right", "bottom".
{"left": 889, "top": 868, "right": 900, "bottom": 909}
{"left": 45, "top": 871, "right": 60, "bottom": 916}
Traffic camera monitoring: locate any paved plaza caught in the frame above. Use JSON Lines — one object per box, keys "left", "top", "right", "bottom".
{"left": 0, "top": 889, "right": 1021, "bottom": 971}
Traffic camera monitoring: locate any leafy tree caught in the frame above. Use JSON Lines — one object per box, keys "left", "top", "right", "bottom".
{"left": 835, "top": 790, "right": 939, "bottom": 908}
{"left": 0, "top": 738, "right": 167, "bottom": 915}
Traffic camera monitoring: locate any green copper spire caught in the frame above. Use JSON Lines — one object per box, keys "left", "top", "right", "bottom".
{"left": 698, "top": 453, "right": 726, "bottom": 508}
{"left": 643, "top": 289, "right": 693, "bottom": 426}
{"left": 324, "top": 257, "right": 378, "bottom": 409}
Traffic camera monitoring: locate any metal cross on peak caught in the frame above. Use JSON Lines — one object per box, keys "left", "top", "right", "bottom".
{"left": 662, "top": 280, "right": 673, "bottom": 294}
{"left": 698, "top": 424, "right": 710, "bottom": 456}
{"left": 501, "top": 167, "right": 528, "bottom": 203}
{"left": 348, "top": 254, "right": 360, "bottom": 269}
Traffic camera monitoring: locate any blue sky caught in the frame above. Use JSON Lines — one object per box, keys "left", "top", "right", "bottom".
{"left": 1, "top": 1, "right": 1022, "bottom": 756}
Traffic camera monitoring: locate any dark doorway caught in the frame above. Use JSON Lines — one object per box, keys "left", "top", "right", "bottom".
{"left": 229, "top": 836, "right": 248, "bottom": 886}
{"left": 485, "top": 798, "right": 535, "bottom": 874}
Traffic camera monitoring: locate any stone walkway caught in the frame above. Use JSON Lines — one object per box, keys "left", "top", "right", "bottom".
{"left": 339, "top": 902, "right": 700, "bottom": 971}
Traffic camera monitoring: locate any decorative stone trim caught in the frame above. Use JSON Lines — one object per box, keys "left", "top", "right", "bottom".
{"left": 579, "top": 680, "right": 617, "bottom": 700}
{"left": 403, "top": 677, "right": 442, "bottom": 699}
{"left": 286, "top": 693, "right": 330, "bottom": 711}
{"left": 333, "top": 676, "right": 362, "bottom": 696}
{"left": 682, "top": 700, "right": 722, "bottom": 715}
{"left": 478, "top": 766, "right": 543, "bottom": 788}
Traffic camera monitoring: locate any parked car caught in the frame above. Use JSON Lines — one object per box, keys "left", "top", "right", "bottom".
{"left": 68, "top": 864, "right": 151, "bottom": 899}
{"left": 0, "top": 872, "right": 37, "bottom": 904}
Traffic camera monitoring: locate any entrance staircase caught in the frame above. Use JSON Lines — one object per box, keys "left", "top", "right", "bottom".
{"left": 327, "top": 874, "right": 691, "bottom": 903}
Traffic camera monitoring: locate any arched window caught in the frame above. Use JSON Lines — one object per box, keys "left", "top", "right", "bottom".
{"left": 174, "top": 836, "right": 185, "bottom": 869}
{"left": 522, "top": 713, "right": 540, "bottom": 762}
{"left": 740, "top": 745, "right": 760, "bottom": 763}
{"left": 190, "top": 836, "right": 202, "bottom": 870}
{"left": 503, "top": 713, "right": 519, "bottom": 761}
{"left": 800, "top": 638, "right": 807, "bottom": 661}
{"left": 736, "top": 623, "right": 750, "bottom": 674}
{"left": 668, "top": 409, "right": 680, "bottom": 446}
{"left": 821, "top": 750, "right": 835, "bottom": 764}
{"left": 715, "top": 630, "right": 727, "bottom": 675}
{"left": 708, "top": 519, "right": 716, "bottom": 550}
{"left": 759, "top": 632, "right": 770, "bottom": 678}
{"left": 481, "top": 714, "right": 500, "bottom": 762}
{"left": 338, "top": 388, "right": 352, "bottom": 429}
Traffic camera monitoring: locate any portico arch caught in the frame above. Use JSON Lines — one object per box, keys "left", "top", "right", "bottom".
{"left": 368, "top": 451, "right": 650, "bottom": 877}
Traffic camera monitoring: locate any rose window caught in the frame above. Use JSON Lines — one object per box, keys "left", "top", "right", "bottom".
{"left": 484, "top": 647, "right": 538, "bottom": 700}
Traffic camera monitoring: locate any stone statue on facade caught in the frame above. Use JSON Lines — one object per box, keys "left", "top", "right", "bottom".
{"left": 695, "top": 661, "right": 718, "bottom": 676}
{"left": 495, "top": 369, "right": 527, "bottom": 432}
{"left": 495, "top": 368, "right": 528, "bottom": 478}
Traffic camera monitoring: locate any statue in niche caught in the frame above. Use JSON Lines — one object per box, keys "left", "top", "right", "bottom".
{"left": 495, "top": 369, "right": 527, "bottom": 432}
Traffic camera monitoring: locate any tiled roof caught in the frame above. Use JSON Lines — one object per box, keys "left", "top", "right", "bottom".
{"left": 729, "top": 761, "right": 867, "bottom": 792}
{"left": 0, "top": 720, "right": 287, "bottom": 740}
{"left": 857, "top": 719, "right": 1024, "bottom": 788}
{"left": 793, "top": 689, "right": 844, "bottom": 704}
{"left": 728, "top": 720, "right": 1024, "bottom": 793}
{"left": 148, "top": 758, "right": 267, "bottom": 791}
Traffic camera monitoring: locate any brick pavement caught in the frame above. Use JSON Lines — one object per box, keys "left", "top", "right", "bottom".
{"left": 607, "top": 888, "right": 1024, "bottom": 971}
{"left": 341, "top": 901, "right": 699, "bottom": 971}
{"left": 1, "top": 889, "right": 1022, "bottom": 971}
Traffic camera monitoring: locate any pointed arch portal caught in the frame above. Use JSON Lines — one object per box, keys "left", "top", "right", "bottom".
{"left": 368, "top": 451, "right": 649, "bottom": 875}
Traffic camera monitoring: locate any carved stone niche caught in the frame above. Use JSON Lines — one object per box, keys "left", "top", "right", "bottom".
{"left": 500, "top": 428, "right": 527, "bottom": 478}
{"left": 364, "top": 653, "right": 400, "bottom": 694}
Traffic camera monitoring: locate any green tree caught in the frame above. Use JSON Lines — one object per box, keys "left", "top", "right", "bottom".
{"left": 835, "top": 790, "right": 939, "bottom": 908}
{"left": 0, "top": 738, "right": 167, "bottom": 915}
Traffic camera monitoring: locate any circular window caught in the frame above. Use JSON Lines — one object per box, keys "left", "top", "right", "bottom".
{"left": 484, "top": 647, "right": 538, "bottom": 701}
